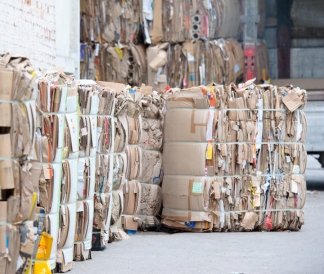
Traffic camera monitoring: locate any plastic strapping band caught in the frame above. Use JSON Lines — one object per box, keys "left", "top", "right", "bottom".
{"left": 34, "top": 211, "right": 60, "bottom": 217}
{"left": 140, "top": 149, "right": 162, "bottom": 153}
{"left": 82, "top": 114, "right": 114, "bottom": 117}
{"left": 121, "top": 213, "right": 159, "bottom": 218}
{"left": 60, "top": 201, "right": 77, "bottom": 206}
{"left": 141, "top": 117, "right": 162, "bottom": 121}
{"left": 163, "top": 207, "right": 303, "bottom": 214}
{"left": 0, "top": 99, "right": 36, "bottom": 104}
{"left": 76, "top": 197, "right": 95, "bottom": 203}
{"left": 97, "top": 152, "right": 114, "bottom": 156}
{"left": 78, "top": 155, "right": 96, "bottom": 160}
{"left": 164, "top": 141, "right": 304, "bottom": 145}
{"left": 0, "top": 220, "right": 33, "bottom": 226}
{"left": 166, "top": 107, "right": 299, "bottom": 112}
{"left": 163, "top": 174, "right": 303, "bottom": 178}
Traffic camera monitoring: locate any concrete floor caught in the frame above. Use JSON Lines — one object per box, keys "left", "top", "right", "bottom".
{"left": 305, "top": 154, "right": 324, "bottom": 190}
{"left": 72, "top": 156, "right": 324, "bottom": 274}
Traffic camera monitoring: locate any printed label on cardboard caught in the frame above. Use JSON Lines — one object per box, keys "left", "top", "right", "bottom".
{"left": 81, "top": 127, "right": 88, "bottom": 136}
{"left": 58, "top": 87, "right": 68, "bottom": 113}
{"left": 206, "top": 144, "right": 213, "bottom": 160}
{"left": 66, "top": 113, "right": 79, "bottom": 153}
{"left": 234, "top": 63, "right": 240, "bottom": 74}
{"left": 90, "top": 95, "right": 99, "bottom": 115}
{"left": 192, "top": 182, "right": 203, "bottom": 194}
{"left": 292, "top": 165, "right": 300, "bottom": 174}
{"left": 190, "top": 72, "right": 195, "bottom": 82}
{"left": 291, "top": 180, "right": 298, "bottom": 194}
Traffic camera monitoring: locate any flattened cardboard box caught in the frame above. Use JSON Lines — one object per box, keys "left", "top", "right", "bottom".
{"left": 162, "top": 175, "right": 212, "bottom": 212}
{"left": 163, "top": 143, "right": 207, "bottom": 176}
{"left": 0, "top": 67, "right": 13, "bottom": 100}
{"left": 164, "top": 109, "right": 210, "bottom": 142}
{"left": 0, "top": 134, "right": 15, "bottom": 189}
{"left": 0, "top": 202, "right": 7, "bottom": 253}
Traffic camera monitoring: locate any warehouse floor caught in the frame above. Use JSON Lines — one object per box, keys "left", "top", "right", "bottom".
{"left": 72, "top": 156, "right": 324, "bottom": 274}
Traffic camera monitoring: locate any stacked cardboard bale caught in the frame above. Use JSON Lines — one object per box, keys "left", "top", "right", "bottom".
{"left": 97, "top": 44, "right": 129, "bottom": 84}
{"left": 137, "top": 89, "right": 164, "bottom": 230}
{"left": 80, "top": 0, "right": 142, "bottom": 45}
{"left": 73, "top": 80, "right": 97, "bottom": 262}
{"left": 145, "top": 0, "right": 241, "bottom": 43}
{"left": 82, "top": 38, "right": 244, "bottom": 89}
{"left": 110, "top": 82, "right": 130, "bottom": 241}
{"left": 146, "top": 38, "right": 244, "bottom": 91}
{"left": 162, "top": 79, "right": 307, "bottom": 232}
{"left": 34, "top": 69, "right": 76, "bottom": 272}
{"left": 92, "top": 81, "right": 115, "bottom": 250}
{"left": 117, "top": 86, "right": 144, "bottom": 233}
{"left": 0, "top": 53, "right": 38, "bottom": 273}
{"left": 80, "top": 0, "right": 241, "bottom": 46}
{"left": 79, "top": 0, "right": 245, "bottom": 88}
{"left": 80, "top": 0, "right": 143, "bottom": 81}
{"left": 256, "top": 40, "right": 270, "bottom": 84}
{"left": 56, "top": 79, "right": 79, "bottom": 272}
{"left": 109, "top": 84, "right": 165, "bottom": 233}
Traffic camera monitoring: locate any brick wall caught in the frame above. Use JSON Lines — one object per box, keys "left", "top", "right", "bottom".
{"left": 0, "top": 0, "right": 56, "bottom": 69}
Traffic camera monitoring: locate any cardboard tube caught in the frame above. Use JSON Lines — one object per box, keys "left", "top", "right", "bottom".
{"left": 192, "top": 14, "right": 201, "bottom": 23}
{"left": 192, "top": 32, "right": 200, "bottom": 40}
{"left": 192, "top": 24, "right": 199, "bottom": 31}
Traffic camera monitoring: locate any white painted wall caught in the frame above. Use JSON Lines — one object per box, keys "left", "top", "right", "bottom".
{"left": 0, "top": 0, "right": 79, "bottom": 77}
{"left": 55, "top": 0, "right": 80, "bottom": 77}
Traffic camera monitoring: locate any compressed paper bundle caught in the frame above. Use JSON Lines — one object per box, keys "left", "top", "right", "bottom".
{"left": 127, "top": 44, "right": 147, "bottom": 87}
{"left": 129, "top": 88, "right": 165, "bottom": 231}
{"left": 161, "top": 0, "right": 189, "bottom": 43}
{"left": 93, "top": 81, "right": 116, "bottom": 251}
{"left": 188, "top": 0, "right": 241, "bottom": 40}
{"left": 97, "top": 43, "right": 129, "bottom": 84}
{"left": 80, "top": 8, "right": 244, "bottom": 87}
{"left": 138, "top": 150, "right": 162, "bottom": 184}
{"left": 79, "top": 0, "right": 244, "bottom": 85}
{"left": 0, "top": 53, "right": 39, "bottom": 273}
{"left": 160, "top": 39, "right": 244, "bottom": 88}
{"left": 162, "top": 80, "right": 308, "bottom": 232}
{"left": 109, "top": 191, "right": 129, "bottom": 241}
{"left": 160, "top": 0, "right": 240, "bottom": 43}
{"left": 34, "top": 68, "right": 76, "bottom": 271}
{"left": 111, "top": 85, "right": 165, "bottom": 232}
{"left": 90, "top": 82, "right": 129, "bottom": 241}
{"left": 81, "top": 42, "right": 147, "bottom": 86}
{"left": 80, "top": 0, "right": 143, "bottom": 81}
{"left": 146, "top": 43, "right": 169, "bottom": 91}
{"left": 140, "top": 91, "right": 164, "bottom": 173}
{"left": 256, "top": 40, "right": 270, "bottom": 84}
{"left": 75, "top": 81, "right": 99, "bottom": 261}
{"left": 80, "top": 0, "right": 141, "bottom": 44}
{"left": 110, "top": 104, "right": 128, "bottom": 239}
{"left": 57, "top": 83, "right": 79, "bottom": 272}
{"left": 136, "top": 184, "right": 162, "bottom": 230}
{"left": 117, "top": 86, "right": 143, "bottom": 232}
{"left": 82, "top": 36, "right": 244, "bottom": 89}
